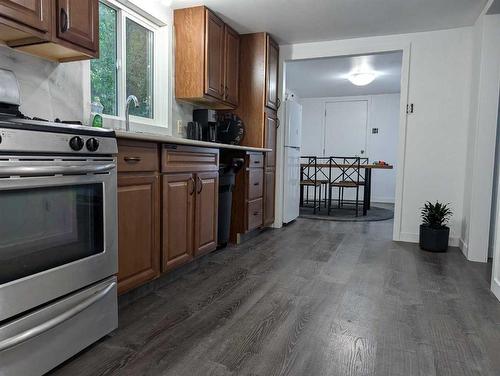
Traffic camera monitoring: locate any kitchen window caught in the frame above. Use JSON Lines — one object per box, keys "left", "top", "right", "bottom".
{"left": 90, "top": 0, "right": 167, "bottom": 126}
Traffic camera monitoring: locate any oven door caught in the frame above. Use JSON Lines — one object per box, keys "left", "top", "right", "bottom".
{"left": 0, "top": 156, "right": 117, "bottom": 322}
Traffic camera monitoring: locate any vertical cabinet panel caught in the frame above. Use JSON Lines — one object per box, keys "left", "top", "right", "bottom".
{"left": 264, "top": 108, "right": 277, "bottom": 168}
{"left": 162, "top": 173, "right": 195, "bottom": 271}
{"left": 56, "top": 0, "right": 98, "bottom": 52}
{"left": 265, "top": 35, "right": 279, "bottom": 110}
{"left": 0, "top": 0, "right": 50, "bottom": 32}
{"left": 224, "top": 25, "right": 239, "bottom": 106}
{"left": 117, "top": 174, "right": 160, "bottom": 294}
{"left": 194, "top": 171, "right": 218, "bottom": 256}
{"left": 264, "top": 169, "right": 276, "bottom": 226}
{"left": 205, "top": 9, "right": 224, "bottom": 100}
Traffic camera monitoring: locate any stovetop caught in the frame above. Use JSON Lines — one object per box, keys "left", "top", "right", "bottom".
{"left": 0, "top": 112, "right": 115, "bottom": 138}
{"left": 0, "top": 112, "right": 117, "bottom": 155}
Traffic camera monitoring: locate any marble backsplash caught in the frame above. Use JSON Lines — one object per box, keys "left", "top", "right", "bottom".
{"left": 0, "top": 46, "right": 85, "bottom": 121}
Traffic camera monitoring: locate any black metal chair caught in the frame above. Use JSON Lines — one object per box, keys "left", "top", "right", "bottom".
{"left": 300, "top": 156, "right": 322, "bottom": 214}
{"left": 327, "top": 157, "right": 365, "bottom": 216}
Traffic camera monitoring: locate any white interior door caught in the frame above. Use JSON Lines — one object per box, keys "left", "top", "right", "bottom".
{"left": 324, "top": 100, "right": 368, "bottom": 157}
{"left": 300, "top": 101, "right": 325, "bottom": 156}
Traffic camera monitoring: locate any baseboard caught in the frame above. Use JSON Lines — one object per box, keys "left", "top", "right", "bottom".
{"left": 371, "top": 197, "right": 395, "bottom": 204}
{"left": 398, "top": 231, "right": 459, "bottom": 247}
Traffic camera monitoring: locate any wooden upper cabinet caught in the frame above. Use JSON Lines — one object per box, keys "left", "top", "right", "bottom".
{"left": 174, "top": 6, "right": 239, "bottom": 109}
{"left": 0, "top": 0, "right": 50, "bottom": 33}
{"left": 194, "top": 171, "right": 218, "bottom": 257}
{"left": 0, "top": 0, "right": 98, "bottom": 61}
{"left": 117, "top": 173, "right": 160, "bottom": 294}
{"left": 56, "top": 0, "right": 98, "bottom": 52}
{"left": 265, "top": 35, "right": 279, "bottom": 110}
{"left": 162, "top": 173, "right": 195, "bottom": 272}
{"left": 205, "top": 9, "right": 225, "bottom": 100}
{"left": 235, "top": 32, "right": 279, "bottom": 149}
{"left": 224, "top": 25, "right": 239, "bottom": 106}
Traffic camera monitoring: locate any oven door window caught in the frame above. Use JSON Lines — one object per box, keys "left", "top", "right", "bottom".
{"left": 0, "top": 184, "right": 104, "bottom": 284}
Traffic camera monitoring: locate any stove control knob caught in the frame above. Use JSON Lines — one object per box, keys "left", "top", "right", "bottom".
{"left": 86, "top": 138, "right": 99, "bottom": 152}
{"left": 69, "top": 136, "right": 84, "bottom": 151}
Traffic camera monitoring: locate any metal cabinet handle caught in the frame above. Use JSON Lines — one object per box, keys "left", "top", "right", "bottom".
{"left": 254, "top": 160, "right": 261, "bottom": 164}
{"left": 253, "top": 211, "right": 259, "bottom": 216}
{"left": 0, "top": 163, "right": 115, "bottom": 176}
{"left": 124, "top": 156, "right": 141, "bottom": 163}
{"left": 0, "top": 282, "right": 116, "bottom": 351}
{"left": 189, "top": 176, "right": 195, "bottom": 195}
{"left": 60, "top": 8, "right": 69, "bottom": 32}
{"left": 197, "top": 176, "right": 203, "bottom": 194}
{"left": 253, "top": 182, "right": 260, "bottom": 186}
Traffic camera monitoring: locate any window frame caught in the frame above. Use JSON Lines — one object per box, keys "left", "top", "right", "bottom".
{"left": 91, "top": 0, "right": 168, "bottom": 129}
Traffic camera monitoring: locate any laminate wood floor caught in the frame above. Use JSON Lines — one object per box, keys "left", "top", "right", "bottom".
{"left": 50, "top": 218, "right": 500, "bottom": 376}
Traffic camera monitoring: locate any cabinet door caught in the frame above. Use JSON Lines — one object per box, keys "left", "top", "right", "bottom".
{"left": 0, "top": 0, "right": 50, "bottom": 32}
{"left": 264, "top": 169, "right": 276, "bottom": 226}
{"left": 163, "top": 173, "right": 195, "bottom": 271}
{"left": 224, "top": 25, "right": 239, "bottom": 106}
{"left": 117, "top": 174, "right": 160, "bottom": 294}
{"left": 265, "top": 35, "right": 279, "bottom": 110}
{"left": 56, "top": 0, "right": 98, "bottom": 52}
{"left": 194, "top": 171, "right": 218, "bottom": 256}
{"left": 204, "top": 9, "right": 224, "bottom": 100}
{"left": 264, "top": 108, "right": 277, "bottom": 168}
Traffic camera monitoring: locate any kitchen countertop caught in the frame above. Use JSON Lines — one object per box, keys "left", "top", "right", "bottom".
{"left": 115, "top": 130, "right": 272, "bottom": 152}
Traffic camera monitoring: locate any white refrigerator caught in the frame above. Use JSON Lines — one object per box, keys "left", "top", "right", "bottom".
{"left": 283, "top": 97, "right": 302, "bottom": 224}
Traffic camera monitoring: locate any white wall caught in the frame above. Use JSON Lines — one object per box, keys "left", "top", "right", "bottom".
{"left": 461, "top": 13, "right": 500, "bottom": 262}
{"left": 300, "top": 94, "right": 400, "bottom": 203}
{"left": 276, "top": 27, "right": 474, "bottom": 248}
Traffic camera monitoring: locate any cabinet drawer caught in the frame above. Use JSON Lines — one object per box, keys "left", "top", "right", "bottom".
{"left": 248, "top": 168, "right": 263, "bottom": 200}
{"left": 117, "top": 140, "right": 159, "bottom": 172}
{"left": 247, "top": 153, "right": 264, "bottom": 168}
{"left": 162, "top": 145, "right": 219, "bottom": 173}
{"left": 247, "top": 198, "right": 263, "bottom": 231}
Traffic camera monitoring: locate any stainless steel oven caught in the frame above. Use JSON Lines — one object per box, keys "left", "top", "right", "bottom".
{"left": 0, "top": 155, "right": 117, "bottom": 322}
{"left": 0, "top": 69, "right": 119, "bottom": 375}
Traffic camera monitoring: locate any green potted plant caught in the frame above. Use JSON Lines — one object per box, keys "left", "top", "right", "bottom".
{"left": 419, "top": 201, "right": 452, "bottom": 252}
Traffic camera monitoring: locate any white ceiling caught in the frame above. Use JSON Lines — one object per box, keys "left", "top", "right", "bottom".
{"left": 286, "top": 51, "right": 403, "bottom": 98}
{"left": 170, "top": 0, "right": 488, "bottom": 44}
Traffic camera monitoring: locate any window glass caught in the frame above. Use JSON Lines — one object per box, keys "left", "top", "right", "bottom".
{"left": 126, "top": 18, "right": 154, "bottom": 119}
{"left": 91, "top": 3, "right": 118, "bottom": 116}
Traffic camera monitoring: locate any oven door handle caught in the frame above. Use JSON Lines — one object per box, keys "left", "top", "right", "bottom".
{"left": 0, "top": 282, "right": 116, "bottom": 352}
{"left": 0, "top": 163, "right": 116, "bottom": 176}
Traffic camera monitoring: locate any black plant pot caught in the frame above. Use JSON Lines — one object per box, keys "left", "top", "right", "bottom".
{"left": 419, "top": 224, "right": 450, "bottom": 252}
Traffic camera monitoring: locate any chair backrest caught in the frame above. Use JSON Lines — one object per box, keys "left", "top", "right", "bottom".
{"left": 300, "top": 156, "right": 318, "bottom": 182}
{"left": 328, "top": 157, "right": 363, "bottom": 184}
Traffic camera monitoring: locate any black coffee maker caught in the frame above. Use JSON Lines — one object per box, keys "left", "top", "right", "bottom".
{"left": 193, "top": 109, "right": 217, "bottom": 142}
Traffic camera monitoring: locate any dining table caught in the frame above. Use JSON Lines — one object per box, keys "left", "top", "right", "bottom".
{"left": 300, "top": 162, "right": 394, "bottom": 216}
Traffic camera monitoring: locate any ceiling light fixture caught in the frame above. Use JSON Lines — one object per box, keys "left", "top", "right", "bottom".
{"left": 347, "top": 71, "right": 377, "bottom": 86}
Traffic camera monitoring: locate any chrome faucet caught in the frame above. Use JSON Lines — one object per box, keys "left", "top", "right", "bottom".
{"left": 125, "top": 95, "right": 139, "bottom": 131}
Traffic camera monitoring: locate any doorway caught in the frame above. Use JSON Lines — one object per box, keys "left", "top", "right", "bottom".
{"left": 280, "top": 47, "right": 409, "bottom": 238}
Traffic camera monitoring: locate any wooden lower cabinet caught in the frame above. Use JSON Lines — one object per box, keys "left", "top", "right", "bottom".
{"left": 162, "top": 170, "right": 219, "bottom": 271}
{"left": 264, "top": 168, "right": 276, "bottom": 226}
{"left": 162, "top": 173, "right": 195, "bottom": 271}
{"left": 194, "top": 171, "right": 219, "bottom": 257}
{"left": 117, "top": 173, "right": 160, "bottom": 294}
